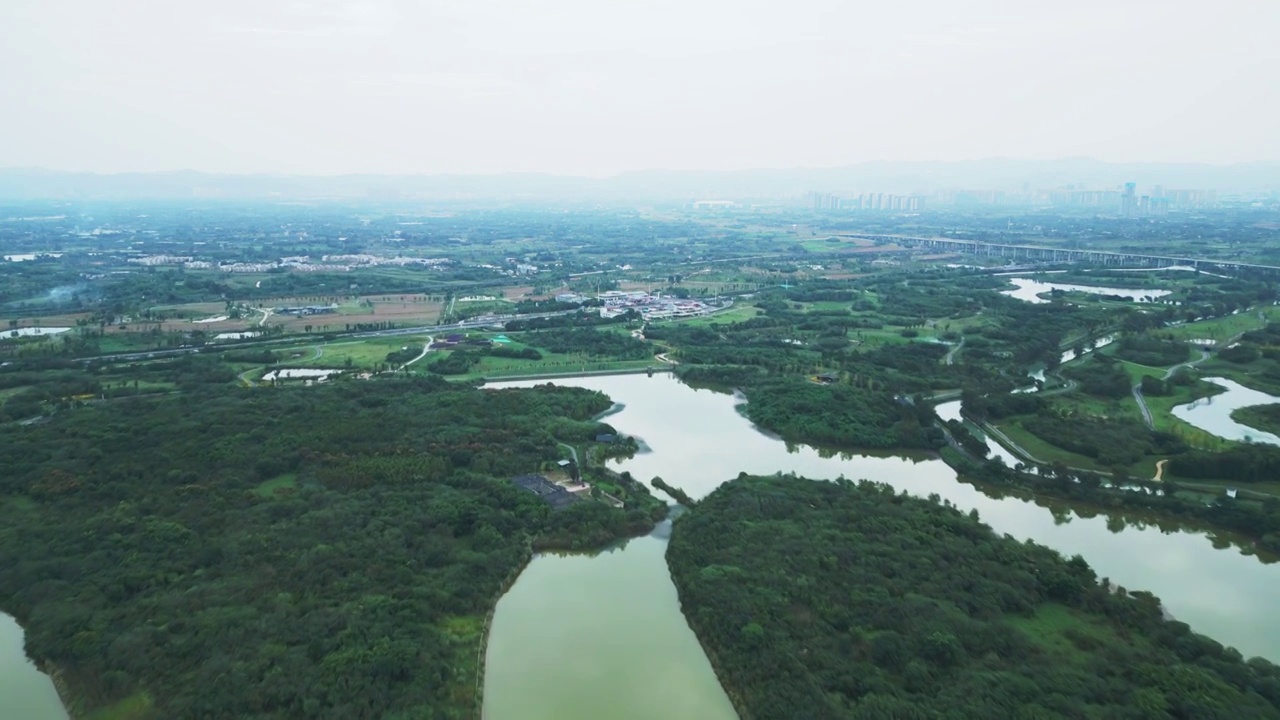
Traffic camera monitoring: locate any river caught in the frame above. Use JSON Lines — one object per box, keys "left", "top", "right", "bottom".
{"left": 482, "top": 373, "right": 1280, "bottom": 720}
{"left": 0, "top": 614, "right": 67, "bottom": 720}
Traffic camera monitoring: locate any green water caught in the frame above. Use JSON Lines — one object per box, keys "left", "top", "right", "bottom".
{"left": 483, "top": 524, "right": 736, "bottom": 720}
{"left": 485, "top": 373, "right": 1280, "bottom": 720}
{"left": 0, "top": 614, "right": 67, "bottom": 720}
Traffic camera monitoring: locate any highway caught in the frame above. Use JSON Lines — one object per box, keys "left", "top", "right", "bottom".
{"left": 837, "top": 233, "right": 1280, "bottom": 275}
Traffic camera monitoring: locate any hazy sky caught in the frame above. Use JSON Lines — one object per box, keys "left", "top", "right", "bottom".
{"left": 2, "top": 0, "right": 1278, "bottom": 175}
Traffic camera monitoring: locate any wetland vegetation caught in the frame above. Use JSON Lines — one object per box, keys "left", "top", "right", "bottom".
{"left": 5, "top": 200, "right": 1280, "bottom": 718}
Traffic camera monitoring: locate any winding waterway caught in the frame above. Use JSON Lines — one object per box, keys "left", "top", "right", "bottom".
{"left": 0, "top": 614, "right": 66, "bottom": 720}
{"left": 484, "top": 373, "right": 1280, "bottom": 720}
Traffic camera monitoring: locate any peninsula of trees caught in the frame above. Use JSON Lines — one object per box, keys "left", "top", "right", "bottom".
{"left": 667, "top": 475, "right": 1280, "bottom": 719}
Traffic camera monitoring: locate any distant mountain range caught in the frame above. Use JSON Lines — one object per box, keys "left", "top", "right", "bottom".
{"left": 1, "top": 159, "right": 1277, "bottom": 202}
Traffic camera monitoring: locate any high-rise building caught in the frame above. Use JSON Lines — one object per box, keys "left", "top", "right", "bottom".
{"left": 1121, "top": 182, "right": 1138, "bottom": 217}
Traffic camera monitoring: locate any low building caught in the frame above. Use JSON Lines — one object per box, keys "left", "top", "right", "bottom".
{"left": 511, "top": 474, "right": 582, "bottom": 511}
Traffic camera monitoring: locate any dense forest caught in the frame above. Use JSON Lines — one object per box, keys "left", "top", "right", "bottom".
{"left": 0, "top": 378, "right": 662, "bottom": 719}
{"left": 668, "top": 475, "right": 1280, "bottom": 719}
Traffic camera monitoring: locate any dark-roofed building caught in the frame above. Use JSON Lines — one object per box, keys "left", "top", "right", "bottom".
{"left": 511, "top": 474, "right": 582, "bottom": 511}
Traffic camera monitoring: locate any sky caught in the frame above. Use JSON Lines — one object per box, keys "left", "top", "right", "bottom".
{"left": 2, "top": 0, "right": 1278, "bottom": 176}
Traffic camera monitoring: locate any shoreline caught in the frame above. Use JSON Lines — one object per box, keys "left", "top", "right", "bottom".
{"left": 666, "top": 554, "right": 751, "bottom": 720}
{"left": 472, "top": 542, "right": 534, "bottom": 720}
{"left": 38, "top": 659, "right": 78, "bottom": 720}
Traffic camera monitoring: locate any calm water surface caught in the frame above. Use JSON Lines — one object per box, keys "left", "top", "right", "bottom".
{"left": 5, "top": 327, "right": 72, "bottom": 338}
{"left": 0, "top": 614, "right": 66, "bottom": 720}
{"left": 483, "top": 373, "right": 1280, "bottom": 720}
{"left": 1002, "top": 277, "right": 1172, "bottom": 304}
{"left": 1173, "top": 377, "right": 1280, "bottom": 446}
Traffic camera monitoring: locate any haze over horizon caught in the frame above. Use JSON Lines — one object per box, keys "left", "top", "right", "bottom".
{"left": 3, "top": 0, "right": 1279, "bottom": 177}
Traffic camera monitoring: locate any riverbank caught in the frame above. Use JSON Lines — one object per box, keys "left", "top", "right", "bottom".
{"left": 44, "top": 662, "right": 75, "bottom": 719}
{"left": 477, "top": 370, "right": 1280, "bottom": 720}
{"left": 472, "top": 543, "right": 533, "bottom": 720}
{"left": 0, "top": 614, "right": 69, "bottom": 720}
{"left": 675, "top": 606, "right": 752, "bottom": 720}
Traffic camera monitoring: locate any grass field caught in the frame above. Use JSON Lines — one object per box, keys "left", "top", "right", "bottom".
{"left": 254, "top": 474, "right": 298, "bottom": 498}
{"left": 85, "top": 692, "right": 154, "bottom": 720}
{"left": 1006, "top": 603, "right": 1116, "bottom": 660}
{"left": 669, "top": 304, "right": 762, "bottom": 327}
{"left": 1163, "top": 307, "right": 1277, "bottom": 343}
{"left": 1195, "top": 356, "right": 1280, "bottom": 396}
{"left": 275, "top": 334, "right": 434, "bottom": 370}
{"left": 995, "top": 420, "right": 1112, "bottom": 474}
{"left": 457, "top": 351, "right": 657, "bottom": 380}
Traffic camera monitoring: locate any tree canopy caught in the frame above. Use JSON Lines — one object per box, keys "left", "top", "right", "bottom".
{"left": 668, "top": 475, "right": 1280, "bottom": 720}
{"left": 0, "top": 377, "right": 660, "bottom": 719}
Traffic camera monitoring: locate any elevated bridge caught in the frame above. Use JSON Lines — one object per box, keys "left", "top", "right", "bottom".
{"left": 837, "top": 234, "right": 1280, "bottom": 276}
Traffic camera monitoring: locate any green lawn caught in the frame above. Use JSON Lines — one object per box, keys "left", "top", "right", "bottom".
{"left": 253, "top": 474, "right": 298, "bottom": 499}
{"left": 276, "top": 335, "right": 433, "bottom": 370}
{"left": 412, "top": 338, "right": 660, "bottom": 380}
{"left": 1163, "top": 308, "right": 1275, "bottom": 343}
{"left": 86, "top": 692, "right": 154, "bottom": 720}
{"left": 994, "top": 420, "right": 1107, "bottom": 472}
{"left": 1006, "top": 603, "right": 1118, "bottom": 661}
{"left": 1195, "top": 356, "right": 1280, "bottom": 396}
{"left": 670, "top": 304, "right": 762, "bottom": 327}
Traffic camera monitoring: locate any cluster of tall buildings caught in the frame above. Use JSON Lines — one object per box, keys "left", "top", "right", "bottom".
{"left": 808, "top": 183, "right": 1216, "bottom": 215}
{"left": 1055, "top": 183, "right": 1215, "bottom": 216}
{"left": 811, "top": 193, "right": 923, "bottom": 212}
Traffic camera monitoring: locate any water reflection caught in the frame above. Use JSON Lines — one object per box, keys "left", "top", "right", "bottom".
{"left": 1172, "top": 377, "right": 1280, "bottom": 445}
{"left": 1002, "top": 277, "right": 1172, "bottom": 304}
{"left": 484, "top": 372, "right": 1280, "bottom": 720}
{"left": 0, "top": 614, "right": 67, "bottom": 720}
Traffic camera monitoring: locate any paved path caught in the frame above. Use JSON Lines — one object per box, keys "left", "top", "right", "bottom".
{"left": 1133, "top": 348, "right": 1212, "bottom": 429}
{"left": 400, "top": 337, "right": 434, "bottom": 370}
{"left": 556, "top": 441, "right": 579, "bottom": 466}
{"left": 979, "top": 420, "right": 1045, "bottom": 466}
{"left": 942, "top": 337, "right": 964, "bottom": 365}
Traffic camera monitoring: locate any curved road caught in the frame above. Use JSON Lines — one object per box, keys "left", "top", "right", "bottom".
{"left": 399, "top": 337, "right": 435, "bottom": 371}
{"left": 1132, "top": 349, "right": 1212, "bottom": 429}
{"left": 942, "top": 337, "right": 964, "bottom": 366}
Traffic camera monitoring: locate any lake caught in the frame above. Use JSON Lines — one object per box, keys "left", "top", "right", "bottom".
{"left": 0, "top": 614, "right": 66, "bottom": 720}
{"left": 2, "top": 253, "right": 64, "bottom": 262}
{"left": 483, "top": 373, "right": 1280, "bottom": 720}
{"left": 260, "top": 368, "right": 340, "bottom": 381}
{"left": 1002, "top": 277, "right": 1172, "bottom": 304}
{"left": 5, "top": 327, "right": 72, "bottom": 338}
{"left": 1173, "top": 377, "right": 1280, "bottom": 446}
